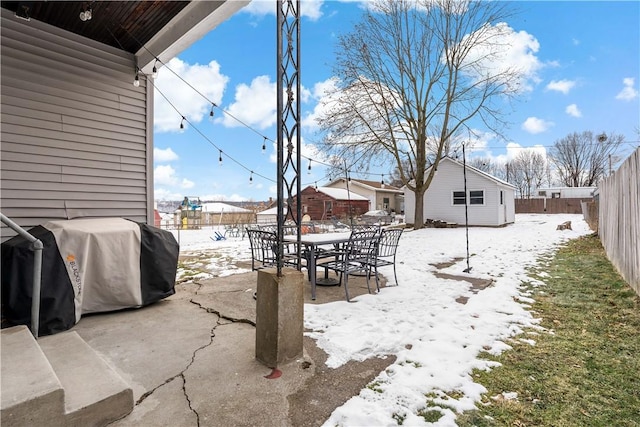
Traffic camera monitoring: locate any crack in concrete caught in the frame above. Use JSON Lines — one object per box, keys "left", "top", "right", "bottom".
{"left": 121, "top": 280, "right": 255, "bottom": 425}
{"left": 129, "top": 322, "right": 216, "bottom": 427}
{"left": 189, "top": 298, "right": 256, "bottom": 327}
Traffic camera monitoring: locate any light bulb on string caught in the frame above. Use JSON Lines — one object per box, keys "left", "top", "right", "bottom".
{"left": 262, "top": 137, "right": 267, "bottom": 154}
{"left": 152, "top": 59, "right": 158, "bottom": 79}
{"left": 218, "top": 150, "right": 223, "bottom": 166}
{"left": 307, "top": 159, "right": 312, "bottom": 174}
{"left": 209, "top": 103, "right": 216, "bottom": 122}
{"left": 133, "top": 70, "right": 140, "bottom": 87}
{"left": 249, "top": 171, "right": 254, "bottom": 185}
{"left": 179, "top": 116, "right": 185, "bottom": 132}
{"left": 381, "top": 174, "right": 384, "bottom": 185}
{"left": 314, "top": 181, "right": 318, "bottom": 190}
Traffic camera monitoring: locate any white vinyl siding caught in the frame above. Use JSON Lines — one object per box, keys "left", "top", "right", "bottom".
{"left": 1, "top": 10, "right": 151, "bottom": 240}
{"left": 404, "top": 158, "right": 516, "bottom": 226}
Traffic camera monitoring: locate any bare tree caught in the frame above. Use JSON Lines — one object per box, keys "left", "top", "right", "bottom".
{"left": 506, "top": 150, "right": 547, "bottom": 198}
{"left": 467, "top": 157, "right": 507, "bottom": 181}
{"left": 549, "top": 131, "right": 624, "bottom": 187}
{"left": 316, "top": 0, "right": 525, "bottom": 228}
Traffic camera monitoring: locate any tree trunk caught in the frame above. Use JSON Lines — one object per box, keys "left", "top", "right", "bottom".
{"left": 413, "top": 189, "right": 425, "bottom": 229}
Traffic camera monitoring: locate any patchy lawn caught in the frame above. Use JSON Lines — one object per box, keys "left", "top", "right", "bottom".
{"left": 458, "top": 234, "right": 640, "bottom": 427}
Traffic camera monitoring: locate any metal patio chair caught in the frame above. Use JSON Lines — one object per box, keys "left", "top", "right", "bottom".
{"left": 368, "top": 227, "right": 403, "bottom": 292}
{"left": 318, "top": 228, "right": 380, "bottom": 302}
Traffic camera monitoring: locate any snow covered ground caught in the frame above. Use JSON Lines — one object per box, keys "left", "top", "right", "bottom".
{"left": 171, "top": 214, "right": 592, "bottom": 426}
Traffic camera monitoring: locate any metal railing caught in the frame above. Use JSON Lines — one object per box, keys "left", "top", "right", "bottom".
{"left": 1, "top": 213, "right": 42, "bottom": 338}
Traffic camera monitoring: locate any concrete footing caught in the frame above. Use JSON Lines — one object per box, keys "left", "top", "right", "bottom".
{"left": 255, "top": 267, "right": 304, "bottom": 367}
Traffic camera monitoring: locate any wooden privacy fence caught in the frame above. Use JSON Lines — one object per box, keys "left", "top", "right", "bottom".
{"left": 598, "top": 147, "right": 640, "bottom": 296}
{"left": 516, "top": 198, "right": 592, "bottom": 214}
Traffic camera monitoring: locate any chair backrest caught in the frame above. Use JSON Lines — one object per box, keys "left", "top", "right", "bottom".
{"left": 246, "top": 228, "right": 278, "bottom": 270}
{"left": 346, "top": 228, "right": 380, "bottom": 261}
{"left": 377, "top": 228, "right": 403, "bottom": 258}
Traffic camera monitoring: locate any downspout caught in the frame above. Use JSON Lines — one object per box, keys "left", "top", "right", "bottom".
{"left": 0, "top": 213, "right": 42, "bottom": 338}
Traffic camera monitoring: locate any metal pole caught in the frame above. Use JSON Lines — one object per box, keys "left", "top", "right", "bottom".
{"left": 462, "top": 145, "right": 472, "bottom": 273}
{"left": 276, "top": 0, "right": 301, "bottom": 275}
{"left": 0, "top": 213, "right": 42, "bottom": 337}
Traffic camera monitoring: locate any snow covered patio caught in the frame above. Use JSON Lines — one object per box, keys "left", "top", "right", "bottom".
{"left": 170, "top": 213, "right": 591, "bottom": 426}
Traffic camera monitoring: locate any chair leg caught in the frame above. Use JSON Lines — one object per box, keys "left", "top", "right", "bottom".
{"left": 344, "top": 270, "right": 350, "bottom": 301}
{"left": 364, "top": 267, "right": 372, "bottom": 294}
{"left": 373, "top": 264, "right": 380, "bottom": 293}
{"left": 393, "top": 264, "right": 399, "bottom": 286}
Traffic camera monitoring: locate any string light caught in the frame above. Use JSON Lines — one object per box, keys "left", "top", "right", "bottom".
{"left": 262, "top": 137, "right": 267, "bottom": 154}
{"left": 218, "top": 150, "right": 223, "bottom": 166}
{"left": 133, "top": 69, "right": 140, "bottom": 87}
{"left": 249, "top": 171, "right": 254, "bottom": 185}
{"left": 179, "top": 116, "right": 185, "bottom": 131}
{"left": 307, "top": 159, "right": 312, "bottom": 174}
{"left": 152, "top": 59, "right": 158, "bottom": 79}
{"left": 209, "top": 103, "right": 216, "bottom": 118}
{"left": 381, "top": 174, "right": 385, "bottom": 185}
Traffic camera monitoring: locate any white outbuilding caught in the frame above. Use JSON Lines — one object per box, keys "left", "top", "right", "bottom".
{"left": 404, "top": 157, "right": 516, "bottom": 227}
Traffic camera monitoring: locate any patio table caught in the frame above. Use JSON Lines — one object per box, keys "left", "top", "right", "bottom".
{"left": 284, "top": 231, "right": 352, "bottom": 300}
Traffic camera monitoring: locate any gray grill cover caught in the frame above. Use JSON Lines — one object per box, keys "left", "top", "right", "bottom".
{"left": 2, "top": 218, "right": 178, "bottom": 335}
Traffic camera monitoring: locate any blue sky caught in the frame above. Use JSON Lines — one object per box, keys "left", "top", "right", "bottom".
{"left": 152, "top": 0, "right": 639, "bottom": 202}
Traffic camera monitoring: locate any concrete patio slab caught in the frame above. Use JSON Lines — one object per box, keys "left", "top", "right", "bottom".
{"left": 64, "top": 271, "right": 394, "bottom": 426}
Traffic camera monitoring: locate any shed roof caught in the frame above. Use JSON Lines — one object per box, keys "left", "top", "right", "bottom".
{"left": 428, "top": 157, "right": 517, "bottom": 189}
{"left": 316, "top": 187, "right": 369, "bottom": 201}
{"left": 328, "top": 178, "right": 404, "bottom": 193}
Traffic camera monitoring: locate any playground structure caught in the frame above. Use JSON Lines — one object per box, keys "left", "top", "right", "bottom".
{"left": 180, "top": 196, "right": 203, "bottom": 229}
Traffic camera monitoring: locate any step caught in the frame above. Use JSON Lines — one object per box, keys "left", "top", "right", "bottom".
{"left": 1, "top": 325, "right": 65, "bottom": 426}
{"left": 38, "top": 331, "right": 134, "bottom": 426}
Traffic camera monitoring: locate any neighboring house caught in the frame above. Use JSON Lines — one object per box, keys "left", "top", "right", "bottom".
{"left": 533, "top": 187, "right": 597, "bottom": 199}
{"left": 404, "top": 157, "right": 516, "bottom": 226}
{"left": 0, "top": 2, "right": 248, "bottom": 241}
{"left": 326, "top": 178, "right": 404, "bottom": 213}
{"left": 173, "top": 202, "right": 254, "bottom": 227}
{"left": 200, "top": 202, "right": 254, "bottom": 225}
{"left": 256, "top": 206, "right": 279, "bottom": 224}
{"left": 517, "top": 186, "right": 596, "bottom": 214}
{"left": 291, "top": 186, "right": 369, "bottom": 221}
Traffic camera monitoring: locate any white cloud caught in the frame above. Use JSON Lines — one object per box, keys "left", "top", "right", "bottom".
{"left": 154, "top": 188, "right": 185, "bottom": 201}
{"left": 565, "top": 104, "right": 582, "bottom": 118}
{"left": 494, "top": 142, "right": 547, "bottom": 163}
{"left": 154, "top": 58, "right": 228, "bottom": 133}
{"left": 460, "top": 23, "right": 543, "bottom": 93}
{"left": 242, "top": 0, "right": 324, "bottom": 21}
{"left": 521, "top": 117, "right": 554, "bottom": 134}
{"left": 615, "top": 77, "right": 638, "bottom": 101}
{"left": 154, "top": 147, "right": 179, "bottom": 162}
{"left": 181, "top": 178, "right": 195, "bottom": 189}
{"left": 154, "top": 165, "right": 177, "bottom": 186}
{"left": 218, "top": 75, "right": 277, "bottom": 129}
{"left": 546, "top": 79, "right": 576, "bottom": 94}
{"left": 302, "top": 77, "right": 340, "bottom": 130}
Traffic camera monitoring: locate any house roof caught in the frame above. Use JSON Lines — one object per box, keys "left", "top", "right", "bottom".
{"left": 0, "top": 1, "right": 248, "bottom": 71}
{"left": 201, "top": 202, "right": 251, "bottom": 214}
{"left": 316, "top": 187, "right": 369, "bottom": 201}
{"left": 328, "top": 178, "right": 404, "bottom": 193}
{"left": 429, "top": 157, "right": 517, "bottom": 189}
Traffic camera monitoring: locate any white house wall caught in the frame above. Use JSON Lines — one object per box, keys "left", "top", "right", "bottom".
{"left": 1, "top": 10, "right": 150, "bottom": 240}
{"left": 405, "top": 159, "right": 515, "bottom": 226}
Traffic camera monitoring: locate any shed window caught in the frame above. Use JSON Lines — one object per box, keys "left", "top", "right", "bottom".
{"left": 453, "top": 191, "right": 466, "bottom": 205}
{"left": 470, "top": 190, "right": 484, "bottom": 205}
